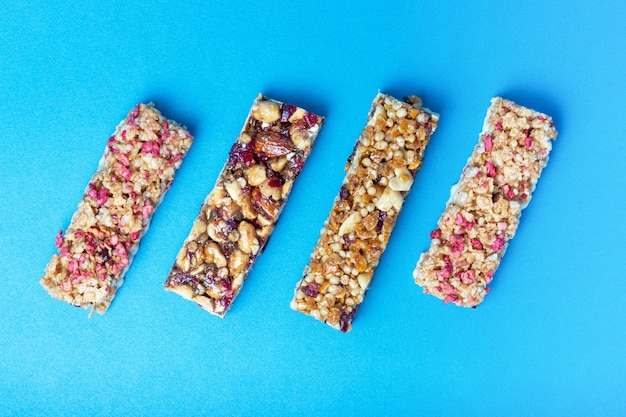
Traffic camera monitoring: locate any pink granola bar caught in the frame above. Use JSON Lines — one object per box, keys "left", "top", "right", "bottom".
{"left": 41, "top": 103, "right": 194, "bottom": 314}
{"left": 291, "top": 93, "right": 439, "bottom": 332}
{"left": 164, "top": 94, "right": 324, "bottom": 317}
{"left": 413, "top": 97, "right": 557, "bottom": 306}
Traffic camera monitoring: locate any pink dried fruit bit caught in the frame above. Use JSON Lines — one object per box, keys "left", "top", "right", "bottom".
{"left": 443, "top": 294, "right": 459, "bottom": 304}
{"left": 525, "top": 136, "right": 533, "bottom": 149}
{"left": 470, "top": 238, "right": 483, "bottom": 250}
{"left": 55, "top": 230, "right": 64, "bottom": 248}
{"left": 458, "top": 269, "right": 476, "bottom": 285}
{"left": 40, "top": 103, "right": 194, "bottom": 315}
{"left": 484, "top": 134, "right": 493, "bottom": 152}
{"left": 118, "top": 153, "right": 130, "bottom": 167}
{"left": 115, "top": 163, "right": 132, "bottom": 181}
{"left": 142, "top": 203, "right": 154, "bottom": 219}
{"left": 490, "top": 238, "right": 505, "bottom": 251}
{"left": 413, "top": 97, "right": 557, "bottom": 308}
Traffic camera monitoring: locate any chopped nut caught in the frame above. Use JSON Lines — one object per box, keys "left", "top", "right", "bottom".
{"left": 224, "top": 180, "right": 244, "bottom": 204}
{"left": 388, "top": 167, "right": 414, "bottom": 191}
{"left": 338, "top": 212, "right": 362, "bottom": 236}
{"left": 357, "top": 273, "right": 372, "bottom": 289}
{"left": 252, "top": 99, "right": 281, "bottom": 123}
{"left": 229, "top": 250, "right": 250, "bottom": 276}
{"left": 204, "top": 242, "right": 227, "bottom": 268}
{"left": 258, "top": 179, "right": 283, "bottom": 201}
{"left": 252, "top": 187, "right": 280, "bottom": 220}
{"left": 268, "top": 156, "right": 288, "bottom": 172}
{"left": 238, "top": 221, "right": 259, "bottom": 254}
{"left": 254, "top": 131, "right": 294, "bottom": 157}
{"left": 375, "top": 186, "right": 403, "bottom": 211}
{"left": 190, "top": 219, "right": 207, "bottom": 238}
{"left": 244, "top": 164, "right": 267, "bottom": 186}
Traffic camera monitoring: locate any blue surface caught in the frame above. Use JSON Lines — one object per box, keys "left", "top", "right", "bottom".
{"left": 1, "top": 1, "right": 625, "bottom": 416}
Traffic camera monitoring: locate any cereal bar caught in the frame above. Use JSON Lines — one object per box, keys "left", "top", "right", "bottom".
{"left": 291, "top": 93, "right": 439, "bottom": 332}
{"left": 41, "top": 103, "right": 194, "bottom": 314}
{"left": 164, "top": 94, "right": 324, "bottom": 317}
{"left": 413, "top": 97, "right": 558, "bottom": 307}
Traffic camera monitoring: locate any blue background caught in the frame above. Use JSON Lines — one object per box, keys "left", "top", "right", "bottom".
{"left": 1, "top": 1, "right": 625, "bottom": 416}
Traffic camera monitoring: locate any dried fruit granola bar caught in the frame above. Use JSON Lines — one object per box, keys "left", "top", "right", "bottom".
{"left": 413, "top": 97, "right": 557, "bottom": 307}
{"left": 41, "top": 103, "right": 194, "bottom": 314}
{"left": 164, "top": 94, "right": 324, "bottom": 317}
{"left": 291, "top": 93, "right": 439, "bottom": 332}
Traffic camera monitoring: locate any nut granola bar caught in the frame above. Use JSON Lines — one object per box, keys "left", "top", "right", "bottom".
{"left": 413, "top": 97, "right": 557, "bottom": 307}
{"left": 291, "top": 93, "right": 439, "bottom": 332}
{"left": 164, "top": 94, "right": 324, "bottom": 317}
{"left": 41, "top": 103, "right": 194, "bottom": 314}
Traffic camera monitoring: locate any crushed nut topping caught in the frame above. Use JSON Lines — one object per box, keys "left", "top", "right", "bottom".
{"left": 40, "top": 103, "right": 194, "bottom": 315}
{"left": 291, "top": 93, "right": 439, "bottom": 332}
{"left": 164, "top": 94, "right": 324, "bottom": 317}
{"left": 413, "top": 97, "right": 557, "bottom": 307}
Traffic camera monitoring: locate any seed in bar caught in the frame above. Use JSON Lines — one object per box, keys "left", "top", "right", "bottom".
{"left": 41, "top": 103, "right": 194, "bottom": 315}
{"left": 164, "top": 94, "right": 324, "bottom": 317}
{"left": 291, "top": 93, "right": 439, "bottom": 332}
{"left": 413, "top": 97, "right": 558, "bottom": 307}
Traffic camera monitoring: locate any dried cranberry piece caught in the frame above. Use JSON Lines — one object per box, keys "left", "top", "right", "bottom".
{"left": 225, "top": 218, "right": 239, "bottom": 232}
{"left": 229, "top": 143, "right": 255, "bottom": 167}
{"left": 301, "top": 281, "right": 320, "bottom": 297}
{"left": 303, "top": 112, "right": 318, "bottom": 128}
{"left": 267, "top": 177, "right": 282, "bottom": 188}
{"left": 376, "top": 211, "right": 388, "bottom": 232}
{"left": 221, "top": 294, "right": 233, "bottom": 309}
{"left": 339, "top": 309, "right": 356, "bottom": 332}
{"left": 221, "top": 241, "right": 236, "bottom": 257}
{"left": 281, "top": 104, "right": 297, "bottom": 122}
{"left": 171, "top": 270, "right": 197, "bottom": 286}
{"left": 221, "top": 277, "right": 233, "bottom": 292}
{"left": 99, "top": 247, "right": 111, "bottom": 263}
{"left": 290, "top": 153, "right": 305, "bottom": 174}
{"left": 339, "top": 186, "right": 349, "bottom": 200}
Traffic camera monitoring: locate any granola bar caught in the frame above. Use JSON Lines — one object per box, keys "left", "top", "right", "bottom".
{"left": 291, "top": 93, "right": 439, "bottom": 332}
{"left": 164, "top": 94, "right": 324, "bottom": 317}
{"left": 413, "top": 97, "right": 557, "bottom": 306}
{"left": 41, "top": 103, "right": 194, "bottom": 314}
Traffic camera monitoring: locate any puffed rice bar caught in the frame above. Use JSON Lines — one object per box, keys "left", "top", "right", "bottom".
{"left": 413, "top": 97, "right": 557, "bottom": 306}
{"left": 164, "top": 94, "right": 324, "bottom": 317}
{"left": 291, "top": 93, "right": 439, "bottom": 332}
{"left": 41, "top": 103, "right": 194, "bottom": 314}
